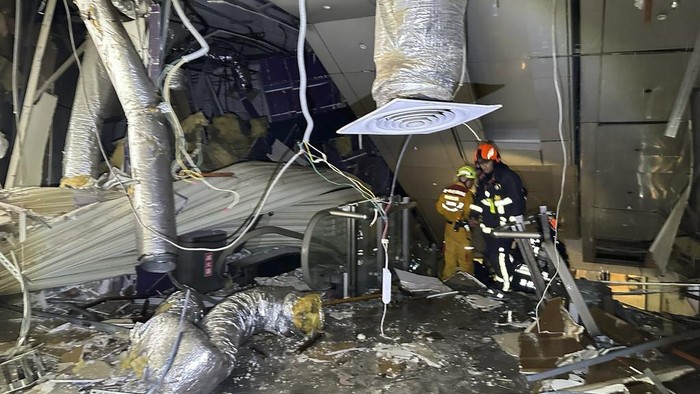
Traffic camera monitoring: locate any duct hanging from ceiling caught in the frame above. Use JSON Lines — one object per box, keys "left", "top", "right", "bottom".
{"left": 126, "top": 289, "right": 323, "bottom": 392}
{"left": 60, "top": 39, "right": 116, "bottom": 188}
{"left": 74, "top": 0, "right": 177, "bottom": 269}
{"left": 371, "top": 0, "right": 468, "bottom": 107}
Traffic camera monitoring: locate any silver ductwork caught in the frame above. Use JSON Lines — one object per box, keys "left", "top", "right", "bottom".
{"left": 202, "top": 288, "right": 324, "bottom": 363}
{"left": 75, "top": 0, "right": 177, "bottom": 270}
{"left": 60, "top": 39, "right": 115, "bottom": 188}
{"left": 125, "top": 289, "right": 324, "bottom": 393}
{"left": 372, "top": 0, "right": 468, "bottom": 107}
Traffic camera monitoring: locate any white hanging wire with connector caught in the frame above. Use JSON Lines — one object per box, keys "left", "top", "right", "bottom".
{"left": 534, "top": 0, "right": 567, "bottom": 331}
{"left": 378, "top": 135, "right": 412, "bottom": 337}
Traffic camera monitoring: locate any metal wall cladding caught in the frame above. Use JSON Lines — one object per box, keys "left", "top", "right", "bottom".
{"left": 590, "top": 124, "right": 690, "bottom": 238}
{"left": 258, "top": 55, "right": 344, "bottom": 121}
{"left": 598, "top": 53, "right": 691, "bottom": 123}
{"left": 601, "top": 0, "right": 700, "bottom": 53}
{"left": 592, "top": 208, "right": 667, "bottom": 241}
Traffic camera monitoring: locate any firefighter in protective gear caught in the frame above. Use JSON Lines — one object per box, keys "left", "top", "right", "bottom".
{"left": 469, "top": 141, "right": 527, "bottom": 292}
{"left": 436, "top": 165, "right": 477, "bottom": 280}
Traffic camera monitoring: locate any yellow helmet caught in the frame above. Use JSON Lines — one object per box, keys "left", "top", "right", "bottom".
{"left": 456, "top": 165, "right": 476, "bottom": 179}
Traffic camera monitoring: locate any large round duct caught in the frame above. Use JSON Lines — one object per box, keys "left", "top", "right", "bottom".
{"left": 372, "top": 0, "right": 468, "bottom": 107}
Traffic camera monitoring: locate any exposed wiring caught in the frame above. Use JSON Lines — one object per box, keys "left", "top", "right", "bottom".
{"left": 378, "top": 136, "right": 412, "bottom": 337}
{"left": 303, "top": 141, "right": 386, "bottom": 219}
{"left": 535, "top": 0, "right": 567, "bottom": 331}
{"left": 147, "top": 288, "right": 190, "bottom": 394}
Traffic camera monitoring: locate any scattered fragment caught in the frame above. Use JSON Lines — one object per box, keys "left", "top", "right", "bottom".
{"left": 394, "top": 269, "right": 452, "bottom": 293}
{"left": 492, "top": 333, "right": 520, "bottom": 357}
{"left": 457, "top": 294, "right": 503, "bottom": 311}
{"left": 356, "top": 333, "right": 367, "bottom": 340}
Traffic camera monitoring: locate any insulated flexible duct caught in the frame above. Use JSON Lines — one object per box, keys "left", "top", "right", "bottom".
{"left": 125, "top": 288, "right": 324, "bottom": 393}
{"left": 61, "top": 39, "right": 115, "bottom": 188}
{"left": 74, "top": 0, "right": 177, "bottom": 269}
{"left": 372, "top": 0, "right": 468, "bottom": 107}
{"left": 125, "top": 292, "right": 230, "bottom": 393}
{"left": 202, "top": 288, "right": 324, "bottom": 363}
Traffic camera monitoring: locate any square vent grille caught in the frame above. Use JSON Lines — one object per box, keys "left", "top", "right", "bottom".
{"left": 337, "top": 98, "right": 501, "bottom": 135}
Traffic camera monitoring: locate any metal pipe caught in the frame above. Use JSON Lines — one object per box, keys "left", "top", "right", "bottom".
{"left": 664, "top": 30, "right": 700, "bottom": 138}
{"left": 5, "top": 0, "right": 58, "bottom": 188}
{"left": 33, "top": 41, "right": 88, "bottom": 103}
{"left": 401, "top": 196, "right": 410, "bottom": 270}
{"left": 75, "top": 0, "right": 177, "bottom": 270}
{"left": 60, "top": 39, "right": 115, "bottom": 187}
{"left": 491, "top": 231, "right": 542, "bottom": 239}
{"left": 348, "top": 206, "right": 358, "bottom": 297}
{"left": 328, "top": 210, "right": 368, "bottom": 220}
{"left": 526, "top": 329, "right": 700, "bottom": 381}
{"left": 159, "top": 0, "right": 172, "bottom": 67}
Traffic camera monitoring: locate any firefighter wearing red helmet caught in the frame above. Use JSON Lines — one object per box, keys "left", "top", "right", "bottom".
{"left": 435, "top": 165, "right": 476, "bottom": 280}
{"left": 469, "top": 141, "right": 527, "bottom": 292}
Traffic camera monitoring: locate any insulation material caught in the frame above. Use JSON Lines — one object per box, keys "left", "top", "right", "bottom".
{"left": 126, "top": 288, "right": 322, "bottom": 393}
{"left": 75, "top": 0, "right": 177, "bottom": 266}
{"left": 61, "top": 39, "right": 115, "bottom": 187}
{"left": 0, "top": 162, "right": 362, "bottom": 294}
{"left": 249, "top": 117, "right": 268, "bottom": 138}
{"left": 154, "top": 290, "right": 205, "bottom": 324}
{"left": 203, "top": 113, "right": 260, "bottom": 170}
{"left": 372, "top": 0, "right": 468, "bottom": 107}
{"left": 125, "top": 314, "right": 231, "bottom": 393}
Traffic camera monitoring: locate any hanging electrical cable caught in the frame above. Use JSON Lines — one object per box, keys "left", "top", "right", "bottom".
{"left": 379, "top": 135, "right": 412, "bottom": 337}
{"left": 534, "top": 0, "right": 568, "bottom": 330}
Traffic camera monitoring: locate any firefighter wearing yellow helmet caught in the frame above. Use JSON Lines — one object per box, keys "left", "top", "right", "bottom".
{"left": 435, "top": 165, "right": 476, "bottom": 280}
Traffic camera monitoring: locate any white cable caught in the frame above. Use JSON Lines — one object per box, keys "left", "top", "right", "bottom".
{"left": 297, "top": 0, "right": 314, "bottom": 143}
{"left": 463, "top": 122, "right": 482, "bottom": 142}
{"left": 170, "top": 0, "right": 209, "bottom": 63}
{"left": 379, "top": 240, "right": 390, "bottom": 337}
{"left": 535, "top": 0, "right": 566, "bottom": 331}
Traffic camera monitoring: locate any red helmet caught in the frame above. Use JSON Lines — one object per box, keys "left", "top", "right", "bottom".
{"left": 474, "top": 141, "right": 501, "bottom": 163}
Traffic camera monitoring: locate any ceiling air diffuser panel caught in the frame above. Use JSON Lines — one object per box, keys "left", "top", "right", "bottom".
{"left": 337, "top": 98, "right": 502, "bottom": 135}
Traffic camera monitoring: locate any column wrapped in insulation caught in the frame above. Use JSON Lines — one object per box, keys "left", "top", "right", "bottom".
{"left": 372, "top": 0, "right": 468, "bottom": 107}
{"left": 61, "top": 39, "right": 115, "bottom": 188}
{"left": 74, "top": 0, "right": 177, "bottom": 268}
